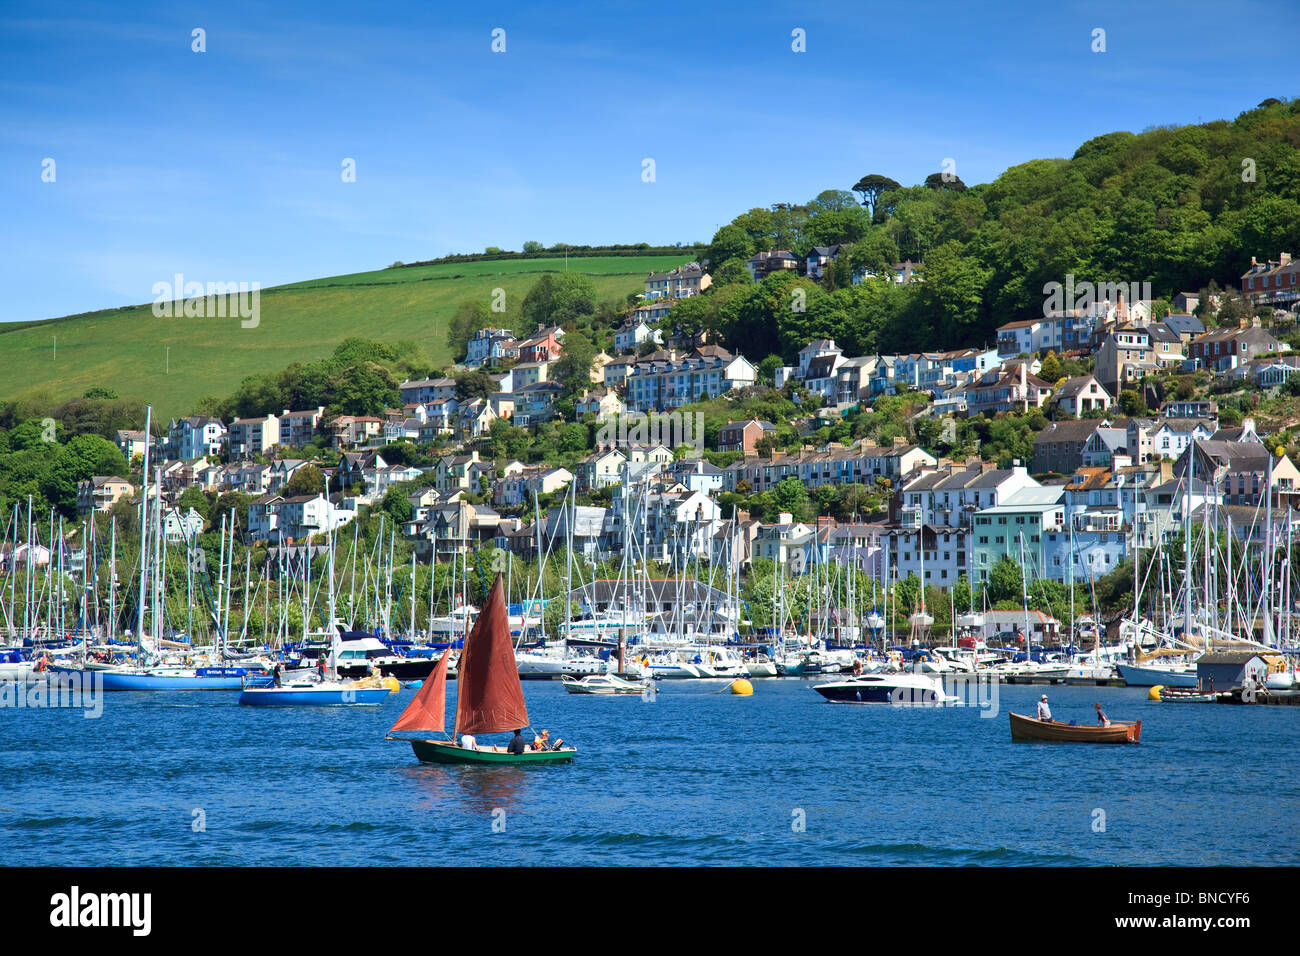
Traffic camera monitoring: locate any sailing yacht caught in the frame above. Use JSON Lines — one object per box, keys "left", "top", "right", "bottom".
{"left": 387, "top": 574, "right": 575, "bottom": 764}
{"left": 239, "top": 504, "right": 398, "bottom": 706}
{"left": 54, "top": 410, "right": 257, "bottom": 691}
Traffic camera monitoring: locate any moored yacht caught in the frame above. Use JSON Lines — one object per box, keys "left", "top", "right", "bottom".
{"left": 813, "top": 670, "right": 958, "bottom": 704}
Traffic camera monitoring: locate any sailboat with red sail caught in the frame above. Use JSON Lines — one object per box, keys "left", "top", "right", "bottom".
{"left": 387, "top": 574, "right": 575, "bottom": 764}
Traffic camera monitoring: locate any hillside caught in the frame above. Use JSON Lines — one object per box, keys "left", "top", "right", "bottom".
{"left": 0, "top": 254, "right": 693, "bottom": 420}
{"left": 694, "top": 98, "right": 1300, "bottom": 361}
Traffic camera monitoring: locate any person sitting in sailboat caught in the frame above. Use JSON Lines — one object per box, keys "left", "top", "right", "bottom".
{"left": 532, "top": 729, "right": 561, "bottom": 751}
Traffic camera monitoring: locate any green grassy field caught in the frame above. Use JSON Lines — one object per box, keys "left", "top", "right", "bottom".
{"left": 0, "top": 254, "right": 693, "bottom": 420}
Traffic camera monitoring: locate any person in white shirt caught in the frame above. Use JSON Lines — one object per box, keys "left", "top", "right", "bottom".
{"left": 1036, "top": 695, "right": 1052, "bottom": 721}
{"left": 460, "top": 733, "right": 477, "bottom": 751}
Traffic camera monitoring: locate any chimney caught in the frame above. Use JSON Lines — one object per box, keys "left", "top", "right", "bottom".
{"left": 893, "top": 436, "right": 907, "bottom": 448}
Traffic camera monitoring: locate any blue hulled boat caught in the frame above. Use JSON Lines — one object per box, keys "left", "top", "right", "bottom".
{"left": 50, "top": 663, "right": 250, "bottom": 691}
{"left": 238, "top": 674, "right": 396, "bottom": 706}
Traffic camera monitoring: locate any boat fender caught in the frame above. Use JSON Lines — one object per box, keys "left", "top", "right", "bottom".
{"left": 1148, "top": 685, "right": 1163, "bottom": 702}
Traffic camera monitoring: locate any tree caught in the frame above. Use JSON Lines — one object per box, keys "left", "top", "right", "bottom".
{"left": 1118, "top": 389, "right": 1148, "bottom": 417}
{"left": 923, "top": 172, "right": 967, "bottom": 191}
{"left": 704, "top": 224, "right": 755, "bottom": 269}
{"left": 454, "top": 369, "right": 497, "bottom": 402}
{"left": 380, "top": 486, "right": 413, "bottom": 524}
{"left": 284, "top": 464, "right": 325, "bottom": 497}
{"left": 808, "top": 189, "right": 858, "bottom": 213}
{"left": 447, "top": 300, "right": 493, "bottom": 362}
{"left": 177, "top": 485, "right": 211, "bottom": 521}
{"left": 851, "top": 174, "right": 901, "bottom": 217}
{"left": 1039, "top": 352, "right": 1063, "bottom": 384}
{"left": 551, "top": 331, "right": 598, "bottom": 407}
{"left": 324, "top": 362, "right": 399, "bottom": 416}
{"left": 43, "top": 434, "right": 128, "bottom": 516}
{"left": 521, "top": 273, "right": 598, "bottom": 331}
{"left": 710, "top": 257, "right": 752, "bottom": 288}
{"left": 985, "top": 557, "right": 1025, "bottom": 605}
{"left": 522, "top": 240, "right": 544, "bottom": 253}
{"left": 772, "top": 477, "right": 810, "bottom": 521}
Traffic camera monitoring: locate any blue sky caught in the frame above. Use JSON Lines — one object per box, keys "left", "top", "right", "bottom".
{"left": 1, "top": 0, "right": 1294, "bottom": 323}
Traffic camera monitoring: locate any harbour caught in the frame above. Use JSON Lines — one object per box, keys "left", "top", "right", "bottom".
{"left": 2, "top": 680, "right": 1297, "bottom": 867}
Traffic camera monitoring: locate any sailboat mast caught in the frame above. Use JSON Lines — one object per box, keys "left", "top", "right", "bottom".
{"left": 108, "top": 517, "right": 117, "bottom": 643}
{"left": 134, "top": 406, "right": 152, "bottom": 650}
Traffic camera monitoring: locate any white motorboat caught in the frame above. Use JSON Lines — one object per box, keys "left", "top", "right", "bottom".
{"left": 561, "top": 673, "right": 648, "bottom": 695}
{"left": 515, "top": 647, "right": 606, "bottom": 680}
{"left": 813, "top": 671, "right": 958, "bottom": 704}
{"left": 642, "top": 644, "right": 750, "bottom": 679}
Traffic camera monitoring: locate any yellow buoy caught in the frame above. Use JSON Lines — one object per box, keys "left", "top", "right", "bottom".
{"left": 382, "top": 676, "right": 401, "bottom": 694}
{"left": 730, "top": 678, "right": 754, "bottom": 696}
{"left": 1148, "top": 684, "right": 1163, "bottom": 701}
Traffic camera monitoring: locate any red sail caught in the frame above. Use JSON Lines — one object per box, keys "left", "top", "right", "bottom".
{"left": 454, "top": 574, "right": 529, "bottom": 736}
{"left": 388, "top": 649, "right": 450, "bottom": 735}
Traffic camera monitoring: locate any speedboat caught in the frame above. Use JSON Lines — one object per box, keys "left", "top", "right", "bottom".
{"left": 813, "top": 671, "right": 957, "bottom": 704}
{"left": 561, "top": 673, "right": 648, "bottom": 695}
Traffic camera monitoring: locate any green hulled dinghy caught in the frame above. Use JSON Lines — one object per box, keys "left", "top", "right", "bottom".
{"left": 387, "top": 573, "right": 576, "bottom": 766}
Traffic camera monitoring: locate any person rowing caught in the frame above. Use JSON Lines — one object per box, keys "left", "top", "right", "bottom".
{"left": 1095, "top": 702, "right": 1110, "bottom": 727}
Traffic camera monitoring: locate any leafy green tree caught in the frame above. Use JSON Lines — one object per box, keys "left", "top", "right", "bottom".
{"left": 1118, "top": 389, "right": 1148, "bottom": 416}
{"left": 851, "top": 174, "right": 902, "bottom": 217}
{"left": 177, "top": 485, "right": 211, "bottom": 520}
{"left": 454, "top": 369, "right": 497, "bottom": 402}
{"left": 43, "top": 434, "right": 128, "bottom": 516}
{"left": 521, "top": 272, "right": 598, "bottom": 331}
{"left": 284, "top": 464, "right": 325, "bottom": 497}
{"left": 381, "top": 486, "right": 413, "bottom": 524}
{"left": 447, "top": 300, "right": 493, "bottom": 362}
{"left": 985, "top": 557, "right": 1025, "bottom": 605}
{"left": 772, "top": 477, "right": 810, "bottom": 521}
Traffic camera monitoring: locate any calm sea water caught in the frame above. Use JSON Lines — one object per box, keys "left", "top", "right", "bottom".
{"left": 1, "top": 680, "right": 1297, "bottom": 866}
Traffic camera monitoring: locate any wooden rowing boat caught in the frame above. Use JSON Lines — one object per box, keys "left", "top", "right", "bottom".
{"left": 1009, "top": 711, "right": 1140, "bottom": 744}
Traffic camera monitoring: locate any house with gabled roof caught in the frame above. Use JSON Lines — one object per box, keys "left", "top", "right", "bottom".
{"left": 398, "top": 377, "right": 457, "bottom": 405}
{"left": 718, "top": 419, "right": 777, "bottom": 454}
{"left": 1050, "top": 375, "right": 1112, "bottom": 417}
{"left": 517, "top": 326, "right": 565, "bottom": 364}
{"left": 644, "top": 262, "right": 710, "bottom": 299}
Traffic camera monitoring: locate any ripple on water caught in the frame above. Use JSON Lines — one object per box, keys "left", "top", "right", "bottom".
{"left": 1, "top": 681, "right": 1296, "bottom": 865}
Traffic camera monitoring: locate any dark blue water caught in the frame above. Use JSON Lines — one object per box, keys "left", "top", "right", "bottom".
{"left": 2, "top": 681, "right": 1297, "bottom": 865}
